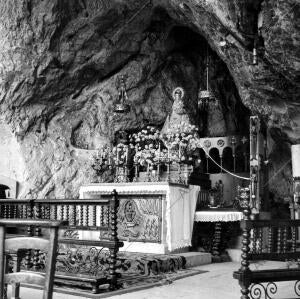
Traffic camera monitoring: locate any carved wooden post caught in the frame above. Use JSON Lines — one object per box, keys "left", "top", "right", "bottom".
{"left": 27, "top": 200, "right": 35, "bottom": 236}
{"left": 109, "top": 189, "right": 119, "bottom": 290}
{"left": 35, "top": 202, "right": 42, "bottom": 236}
{"left": 239, "top": 187, "right": 251, "bottom": 299}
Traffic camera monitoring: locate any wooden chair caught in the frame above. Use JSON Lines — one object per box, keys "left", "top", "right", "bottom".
{"left": 0, "top": 219, "right": 67, "bottom": 299}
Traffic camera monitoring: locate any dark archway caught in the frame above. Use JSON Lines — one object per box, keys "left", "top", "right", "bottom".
{"left": 222, "top": 147, "right": 234, "bottom": 172}
{"left": 208, "top": 148, "right": 221, "bottom": 174}
{"left": 0, "top": 184, "right": 9, "bottom": 199}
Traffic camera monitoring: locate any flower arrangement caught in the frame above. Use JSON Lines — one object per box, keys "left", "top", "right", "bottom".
{"left": 129, "top": 126, "right": 161, "bottom": 150}
{"left": 91, "top": 122, "right": 200, "bottom": 184}
{"left": 161, "top": 122, "right": 199, "bottom": 164}
{"left": 129, "top": 126, "right": 164, "bottom": 170}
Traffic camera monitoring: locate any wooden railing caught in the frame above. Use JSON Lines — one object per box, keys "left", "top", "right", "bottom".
{"left": 233, "top": 188, "right": 300, "bottom": 299}
{"left": 0, "top": 191, "right": 123, "bottom": 293}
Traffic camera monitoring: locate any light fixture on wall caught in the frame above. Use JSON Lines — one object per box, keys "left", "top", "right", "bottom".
{"left": 113, "top": 75, "right": 130, "bottom": 113}
{"left": 198, "top": 45, "right": 218, "bottom": 110}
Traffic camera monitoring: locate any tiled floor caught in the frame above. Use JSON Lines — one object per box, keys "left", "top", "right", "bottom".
{"left": 6, "top": 261, "right": 299, "bottom": 299}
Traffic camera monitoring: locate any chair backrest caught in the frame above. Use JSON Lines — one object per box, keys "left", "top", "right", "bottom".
{"left": 0, "top": 219, "right": 67, "bottom": 299}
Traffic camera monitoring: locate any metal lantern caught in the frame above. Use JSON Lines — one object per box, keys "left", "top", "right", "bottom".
{"left": 198, "top": 47, "right": 218, "bottom": 110}
{"left": 113, "top": 75, "right": 130, "bottom": 113}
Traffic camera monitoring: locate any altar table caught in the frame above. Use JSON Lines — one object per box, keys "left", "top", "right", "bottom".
{"left": 80, "top": 182, "right": 200, "bottom": 254}
{"left": 194, "top": 210, "right": 243, "bottom": 261}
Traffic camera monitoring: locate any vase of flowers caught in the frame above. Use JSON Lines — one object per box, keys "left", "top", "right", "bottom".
{"left": 161, "top": 122, "right": 199, "bottom": 183}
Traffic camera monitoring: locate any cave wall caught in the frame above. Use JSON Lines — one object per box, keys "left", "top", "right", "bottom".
{"left": 0, "top": 0, "right": 299, "bottom": 199}
{"left": 0, "top": 122, "right": 26, "bottom": 195}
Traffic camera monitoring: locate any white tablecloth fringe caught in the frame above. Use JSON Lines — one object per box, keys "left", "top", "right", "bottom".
{"left": 194, "top": 211, "right": 243, "bottom": 222}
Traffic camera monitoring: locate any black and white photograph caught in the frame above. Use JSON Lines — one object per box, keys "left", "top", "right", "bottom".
{"left": 0, "top": 1, "right": 299, "bottom": 298}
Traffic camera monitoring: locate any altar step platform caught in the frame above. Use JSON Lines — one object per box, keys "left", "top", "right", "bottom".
{"left": 117, "top": 251, "right": 211, "bottom": 276}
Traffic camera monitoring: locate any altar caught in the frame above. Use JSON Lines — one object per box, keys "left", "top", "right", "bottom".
{"left": 80, "top": 182, "right": 200, "bottom": 254}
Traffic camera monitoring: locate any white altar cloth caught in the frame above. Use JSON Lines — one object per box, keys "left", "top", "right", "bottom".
{"left": 194, "top": 210, "right": 243, "bottom": 222}
{"left": 80, "top": 182, "right": 200, "bottom": 253}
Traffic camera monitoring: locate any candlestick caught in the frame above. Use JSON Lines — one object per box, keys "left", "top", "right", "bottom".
{"left": 116, "top": 148, "right": 119, "bottom": 165}
{"left": 125, "top": 146, "right": 128, "bottom": 165}
{"left": 147, "top": 163, "right": 151, "bottom": 182}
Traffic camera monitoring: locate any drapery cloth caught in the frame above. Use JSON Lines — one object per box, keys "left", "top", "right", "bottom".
{"left": 194, "top": 211, "right": 243, "bottom": 222}
{"left": 167, "top": 184, "right": 200, "bottom": 250}
{"left": 79, "top": 182, "right": 200, "bottom": 251}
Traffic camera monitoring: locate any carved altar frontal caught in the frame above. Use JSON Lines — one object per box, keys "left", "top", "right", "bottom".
{"left": 117, "top": 195, "right": 163, "bottom": 243}
{"left": 80, "top": 182, "right": 200, "bottom": 254}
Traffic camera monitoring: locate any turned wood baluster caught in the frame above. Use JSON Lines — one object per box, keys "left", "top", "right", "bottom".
{"left": 25, "top": 200, "right": 34, "bottom": 269}
{"left": 72, "top": 204, "right": 76, "bottom": 226}
{"left": 66, "top": 204, "right": 70, "bottom": 222}
{"left": 19, "top": 204, "right": 24, "bottom": 218}
{"left": 283, "top": 226, "right": 287, "bottom": 253}
{"left": 107, "top": 206, "right": 110, "bottom": 227}
{"left": 93, "top": 205, "right": 97, "bottom": 227}
{"left": 7, "top": 204, "right": 11, "bottom": 218}
{"left": 47, "top": 204, "right": 51, "bottom": 219}
{"left": 258, "top": 228, "right": 263, "bottom": 253}
{"left": 35, "top": 203, "right": 41, "bottom": 236}
{"left": 25, "top": 250, "right": 32, "bottom": 270}
{"left": 53, "top": 205, "right": 58, "bottom": 220}
{"left": 4, "top": 205, "right": 8, "bottom": 219}
{"left": 85, "top": 205, "right": 89, "bottom": 227}
{"left": 41, "top": 205, "right": 45, "bottom": 219}
{"left": 80, "top": 205, "right": 84, "bottom": 226}
{"left": 212, "top": 222, "right": 222, "bottom": 260}
{"left": 277, "top": 227, "right": 282, "bottom": 253}
{"left": 252, "top": 228, "right": 257, "bottom": 253}
{"left": 60, "top": 205, "right": 64, "bottom": 220}
{"left": 32, "top": 249, "right": 40, "bottom": 271}
{"left": 268, "top": 227, "right": 273, "bottom": 253}
{"left": 13, "top": 204, "right": 17, "bottom": 218}
{"left": 109, "top": 190, "right": 119, "bottom": 290}
{"left": 24, "top": 203, "right": 28, "bottom": 218}
{"left": 27, "top": 200, "right": 34, "bottom": 236}
{"left": 239, "top": 187, "right": 251, "bottom": 299}
{"left": 291, "top": 226, "right": 296, "bottom": 252}
{"left": 100, "top": 206, "right": 104, "bottom": 227}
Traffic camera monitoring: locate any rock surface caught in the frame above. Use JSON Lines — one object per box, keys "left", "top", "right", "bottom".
{"left": 0, "top": 0, "right": 299, "bottom": 199}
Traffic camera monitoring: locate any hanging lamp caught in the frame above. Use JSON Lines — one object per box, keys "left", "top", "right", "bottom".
{"left": 198, "top": 45, "right": 218, "bottom": 110}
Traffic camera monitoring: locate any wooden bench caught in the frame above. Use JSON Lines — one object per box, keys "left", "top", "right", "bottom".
{"left": 0, "top": 190, "right": 123, "bottom": 293}
{"left": 233, "top": 188, "right": 300, "bottom": 299}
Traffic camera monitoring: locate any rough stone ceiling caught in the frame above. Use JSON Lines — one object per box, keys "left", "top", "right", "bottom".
{"left": 0, "top": 0, "right": 299, "bottom": 198}
{"left": 0, "top": 0, "right": 299, "bottom": 139}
